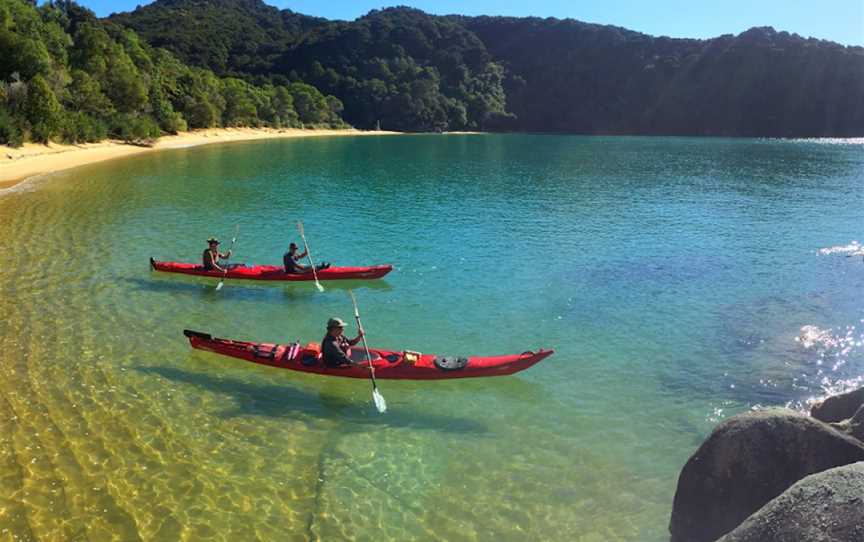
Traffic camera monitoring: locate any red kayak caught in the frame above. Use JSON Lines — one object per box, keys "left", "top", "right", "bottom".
{"left": 151, "top": 258, "right": 392, "bottom": 281}
{"left": 183, "top": 329, "right": 553, "bottom": 380}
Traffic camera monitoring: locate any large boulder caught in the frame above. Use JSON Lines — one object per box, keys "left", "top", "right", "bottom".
{"left": 669, "top": 409, "right": 864, "bottom": 542}
{"left": 811, "top": 387, "right": 864, "bottom": 423}
{"left": 718, "top": 462, "right": 864, "bottom": 542}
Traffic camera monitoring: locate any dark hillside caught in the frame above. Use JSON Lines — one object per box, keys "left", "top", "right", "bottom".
{"left": 111, "top": 0, "right": 864, "bottom": 136}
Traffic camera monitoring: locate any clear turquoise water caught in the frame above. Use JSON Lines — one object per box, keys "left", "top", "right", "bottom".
{"left": 0, "top": 134, "right": 862, "bottom": 540}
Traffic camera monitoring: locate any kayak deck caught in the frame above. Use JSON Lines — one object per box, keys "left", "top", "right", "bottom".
{"left": 151, "top": 258, "right": 392, "bottom": 281}
{"left": 184, "top": 330, "right": 553, "bottom": 380}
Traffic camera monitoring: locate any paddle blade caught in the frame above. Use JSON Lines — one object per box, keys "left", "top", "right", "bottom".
{"left": 372, "top": 388, "right": 387, "bottom": 413}
{"left": 215, "top": 281, "right": 224, "bottom": 291}
{"left": 315, "top": 280, "right": 324, "bottom": 292}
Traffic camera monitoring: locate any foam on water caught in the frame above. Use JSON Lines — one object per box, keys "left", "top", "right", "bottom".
{"left": 818, "top": 241, "right": 864, "bottom": 257}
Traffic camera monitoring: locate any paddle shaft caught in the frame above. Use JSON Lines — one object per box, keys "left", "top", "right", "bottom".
{"left": 352, "top": 312, "right": 379, "bottom": 389}
{"left": 216, "top": 226, "right": 239, "bottom": 288}
{"left": 349, "top": 291, "right": 379, "bottom": 389}
{"left": 297, "top": 222, "right": 323, "bottom": 288}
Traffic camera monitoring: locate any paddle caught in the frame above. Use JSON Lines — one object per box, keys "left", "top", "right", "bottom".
{"left": 215, "top": 225, "right": 239, "bottom": 291}
{"left": 296, "top": 221, "right": 324, "bottom": 292}
{"left": 349, "top": 290, "right": 387, "bottom": 413}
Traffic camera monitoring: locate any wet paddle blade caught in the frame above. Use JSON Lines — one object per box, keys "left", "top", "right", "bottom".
{"left": 315, "top": 280, "right": 324, "bottom": 292}
{"left": 215, "top": 280, "right": 224, "bottom": 291}
{"left": 372, "top": 387, "right": 387, "bottom": 413}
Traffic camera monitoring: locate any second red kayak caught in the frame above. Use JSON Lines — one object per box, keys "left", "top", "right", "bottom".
{"left": 184, "top": 329, "right": 554, "bottom": 380}
{"left": 151, "top": 258, "right": 393, "bottom": 281}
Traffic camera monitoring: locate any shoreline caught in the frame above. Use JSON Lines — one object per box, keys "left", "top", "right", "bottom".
{"left": 0, "top": 127, "right": 401, "bottom": 193}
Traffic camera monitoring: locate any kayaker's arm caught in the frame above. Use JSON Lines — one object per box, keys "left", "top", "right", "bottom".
{"left": 348, "top": 331, "right": 364, "bottom": 347}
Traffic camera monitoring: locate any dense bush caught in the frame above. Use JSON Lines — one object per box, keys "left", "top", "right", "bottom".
{"left": 0, "top": 0, "right": 346, "bottom": 147}
{"left": 0, "top": 107, "right": 23, "bottom": 146}
{"left": 111, "top": 113, "right": 161, "bottom": 144}
{"left": 60, "top": 111, "right": 106, "bottom": 143}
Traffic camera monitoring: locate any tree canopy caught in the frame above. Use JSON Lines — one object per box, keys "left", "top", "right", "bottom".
{"left": 112, "top": 0, "right": 864, "bottom": 137}
{"left": 0, "top": 0, "right": 346, "bottom": 147}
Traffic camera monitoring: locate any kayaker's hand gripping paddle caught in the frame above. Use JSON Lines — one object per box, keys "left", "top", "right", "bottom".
{"left": 297, "top": 221, "right": 324, "bottom": 292}
{"left": 215, "top": 224, "right": 239, "bottom": 291}
{"left": 349, "top": 290, "right": 387, "bottom": 413}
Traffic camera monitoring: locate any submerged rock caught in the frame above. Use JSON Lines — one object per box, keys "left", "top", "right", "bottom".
{"left": 669, "top": 409, "right": 864, "bottom": 542}
{"left": 718, "top": 462, "right": 864, "bottom": 542}
{"left": 811, "top": 387, "right": 864, "bottom": 423}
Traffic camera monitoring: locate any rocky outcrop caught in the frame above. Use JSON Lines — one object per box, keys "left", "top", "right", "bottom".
{"left": 669, "top": 409, "right": 864, "bottom": 542}
{"left": 718, "top": 462, "right": 864, "bottom": 542}
{"left": 811, "top": 387, "right": 864, "bottom": 423}
{"left": 847, "top": 405, "right": 864, "bottom": 442}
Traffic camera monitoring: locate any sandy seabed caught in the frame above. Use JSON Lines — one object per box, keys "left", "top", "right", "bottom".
{"left": 0, "top": 127, "right": 399, "bottom": 192}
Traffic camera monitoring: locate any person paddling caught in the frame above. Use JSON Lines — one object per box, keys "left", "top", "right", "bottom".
{"left": 203, "top": 237, "right": 232, "bottom": 272}
{"left": 283, "top": 242, "right": 330, "bottom": 274}
{"left": 321, "top": 318, "right": 363, "bottom": 368}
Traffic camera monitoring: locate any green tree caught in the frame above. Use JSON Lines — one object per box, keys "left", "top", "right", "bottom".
{"left": 60, "top": 110, "right": 106, "bottom": 143}
{"left": 65, "top": 69, "right": 112, "bottom": 116}
{"left": 0, "top": 31, "right": 52, "bottom": 80}
{"left": 26, "top": 74, "right": 62, "bottom": 142}
{"left": 0, "top": 106, "right": 23, "bottom": 147}
{"left": 149, "top": 79, "right": 186, "bottom": 133}
{"left": 221, "top": 78, "right": 258, "bottom": 126}
{"left": 184, "top": 98, "right": 219, "bottom": 128}
{"left": 272, "top": 86, "right": 299, "bottom": 127}
{"left": 289, "top": 82, "right": 327, "bottom": 125}
{"left": 112, "top": 112, "right": 160, "bottom": 144}
{"left": 105, "top": 48, "right": 148, "bottom": 113}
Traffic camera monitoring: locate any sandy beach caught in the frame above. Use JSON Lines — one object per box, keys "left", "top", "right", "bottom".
{"left": 0, "top": 127, "right": 399, "bottom": 192}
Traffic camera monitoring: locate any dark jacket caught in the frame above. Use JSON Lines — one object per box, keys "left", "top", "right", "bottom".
{"left": 283, "top": 251, "right": 304, "bottom": 273}
{"left": 322, "top": 334, "right": 353, "bottom": 367}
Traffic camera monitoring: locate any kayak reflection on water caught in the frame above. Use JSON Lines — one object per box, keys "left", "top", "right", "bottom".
{"left": 321, "top": 317, "right": 365, "bottom": 368}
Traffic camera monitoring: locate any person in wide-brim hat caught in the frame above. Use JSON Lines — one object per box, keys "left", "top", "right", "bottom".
{"left": 283, "top": 241, "right": 331, "bottom": 274}
{"left": 202, "top": 236, "right": 232, "bottom": 272}
{"left": 322, "top": 316, "right": 363, "bottom": 368}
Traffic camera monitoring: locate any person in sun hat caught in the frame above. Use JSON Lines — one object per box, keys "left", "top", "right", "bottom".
{"left": 283, "top": 242, "right": 331, "bottom": 274}
{"left": 202, "top": 237, "right": 232, "bottom": 272}
{"left": 321, "top": 317, "right": 364, "bottom": 368}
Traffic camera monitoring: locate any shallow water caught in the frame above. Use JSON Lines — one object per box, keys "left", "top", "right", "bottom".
{"left": 0, "top": 134, "right": 862, "bottom": 540}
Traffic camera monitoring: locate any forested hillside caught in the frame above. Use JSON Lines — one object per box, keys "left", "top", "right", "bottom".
{"left": 0, "top": 0, "right": 345, "bottom": 147}
{"left": 115, "top": 4, "right": 512, "bottom": 132}
{"left": 465, "top": 17, "right": 864, "bottom": 136}
{"left": 112, "top": 0, "right": 864, "bottom": 137}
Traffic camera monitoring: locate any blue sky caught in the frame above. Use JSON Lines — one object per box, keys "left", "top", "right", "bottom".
{"left": 79, "top": 0, "right": 863, "bottom": 46}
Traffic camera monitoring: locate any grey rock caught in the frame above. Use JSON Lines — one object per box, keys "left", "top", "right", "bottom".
{"left": 849, "top": 405, "right": 864, "bottom": 442}
{"left": 669, "top": 409, "right": 864, "bottom": 542}
{"left": 811, "top": 387, "right": 864, "bottom": 423}
{"left": 718, "top": 462, "right": 864, "bottom": 542}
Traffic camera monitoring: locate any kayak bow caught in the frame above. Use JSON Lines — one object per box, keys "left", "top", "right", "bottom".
{"left": 183, "top": 329, "right": 553, "bottom": 380}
